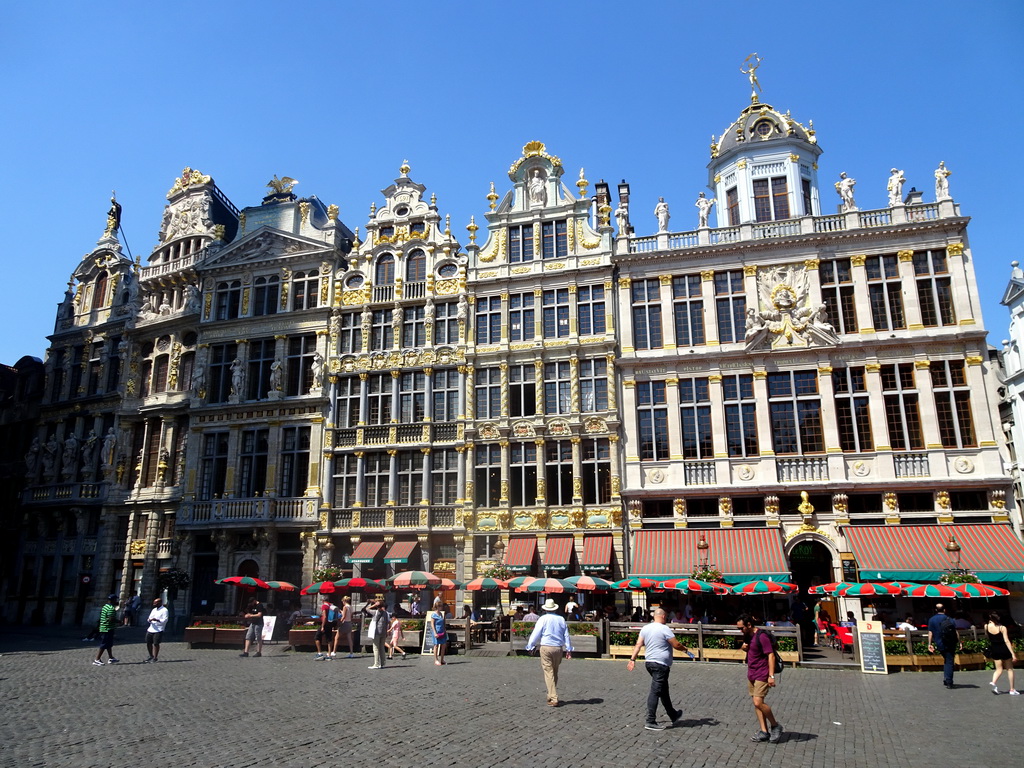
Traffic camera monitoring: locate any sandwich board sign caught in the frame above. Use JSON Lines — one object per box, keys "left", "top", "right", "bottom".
{"left": 857, "top": 619, "right": 888, "bottom": 674}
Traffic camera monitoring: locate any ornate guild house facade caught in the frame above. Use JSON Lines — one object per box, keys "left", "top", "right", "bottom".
{"left": 5, "top": 69, "right": 1024, "bottom": 627}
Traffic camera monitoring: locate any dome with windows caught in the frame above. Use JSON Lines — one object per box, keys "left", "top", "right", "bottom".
{"left": 711, "top": 102, "right": 818, "bottom": 162}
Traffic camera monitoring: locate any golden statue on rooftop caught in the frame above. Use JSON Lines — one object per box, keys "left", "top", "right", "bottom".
{"left": 267, "top": 175, "right": 298, "bottom": 195}
{"left": 741, "top": 53, "right": 764, "bottom": 104}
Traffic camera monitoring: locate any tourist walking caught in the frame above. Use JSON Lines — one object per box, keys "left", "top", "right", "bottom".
{"left": 144, "top": 597, "right": 168, "bottom": 663}
{"left": 428, "top": 598, "right": 448, "bottom": 666}
{"left": 93, "top": 593, "right": 120, "bottom": 665}
{"left": 365, "top": 597, "right": 389, "bottom": 669}
{"left": 524, "top": 598, "right": 573, "bottom": 707}
{"left": 240, "top": 598, "right": 265, "bottom": 658}
{"left": 985, "top": 612, "right": 1018, "bottom": 695}
{"left": 927, "top": 603, "right": 961, "bottom": 689}
{"left": 737, "top": 614, "right": 783, "bottom": 744}
{"left": 386, "top": 615, "right": 407, "bottom": 659}
{"left": 627, "top": 607, "right": 693, "bottom": 730}
{"left": 315, "top": 597, "right": 338, "bottom": 660}
{"left": 334, "top": 595, "right": 354, "bottom": 658}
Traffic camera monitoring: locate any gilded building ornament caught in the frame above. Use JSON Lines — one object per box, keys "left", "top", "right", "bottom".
{"left": 883, "top": 492, "right": 898, "bottom": 511}
{"left": 701, "top": 270, "right": 715, "bottom": 281}
{"left": 914, "top": 360, "right": 932, "bottom": 370}
{"left": 507, "top": 140, "right": 563, "bottom": 179}
{"left": 576, "top": 219, "right": 601, "bottom": 249}
{"left": 804, "top": 258, "right": 819, "bottom": 270}
{"left": 964, "top": 355, "right": 984, "bottom": 366}
{"left": 936, "top": 490, "right": 951, "bottom": 510}
{"left": 299, "top": 201, "right": 311, "bottom": 224}
{"left": 743, "top": 265, "right": 757, "bottom": 277}
{"left": 946, "top": 242, "right": 965, "bottom": 257}
{"left": 850, "top": 254, "right": 866, "bottom": 266}
{"left": 897, "top": 249, "right": 915, "bottom": 262}
{"left": 737, "top": 159, "right": 747, "bottom": 169}
{"left": 167, "top": 167, "right": 212, "bottom": 196}
{"left": 659, "top": 275, "right": 671, "bottom": 286}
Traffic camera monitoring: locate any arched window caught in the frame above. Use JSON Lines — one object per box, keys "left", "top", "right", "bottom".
{"left": 152, "top": 355, "right": 169, "bottom": 394}
{"left": 406, "top": 249, "right": 426, "bottom": 282}
{"left": 178, "top": 351, "right": 195, "bottom": 391}
{"left": 375, "top": 254, "right": 395, "bottom": 285}
{"left": 91, "top": 272, "right": 108, "bottom": 310}
{"left": 215, "top": 280, "right": 242, "bottom": 320}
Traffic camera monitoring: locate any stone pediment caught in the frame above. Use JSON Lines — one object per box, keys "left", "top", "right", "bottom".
{"left": 200, "top": 229, "right": 333, "bottom": 270}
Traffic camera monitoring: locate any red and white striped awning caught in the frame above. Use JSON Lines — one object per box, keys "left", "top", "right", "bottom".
{"left": 580, "top": 535, "right": 614, "bottom": 570}
{"left": 630, "top": 528, "right": 789, "bottom": 584}
{"left": 503, "top": 536, "right": 537, "bottom": 573}
{"left": 543, "top": 536, "right": 575, "bottom": 570}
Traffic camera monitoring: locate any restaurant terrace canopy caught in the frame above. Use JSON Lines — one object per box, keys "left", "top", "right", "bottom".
{"left": 629, "top": 529, "right": 790, "bottom": 584}
{"left": 844, "top": 524, "right": 1024, "bottom": 582}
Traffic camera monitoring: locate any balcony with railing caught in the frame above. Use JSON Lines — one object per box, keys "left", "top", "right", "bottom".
{"left": 178, "top": 497, "right": 320, "bottom": 527}
{"left": 776, "top": 456, "right": 829, "bottom": 483}
{"left": 23, "top": 482, "right": 107, "bottom": 505}
{"left": 683, "top": 461, "right": 717, "bottom": 485}
{"left": 330, "top": 505, "right": 457, "bottom": 530}
{"left": 332, "top": 422, "right": 461, "bottom": 451}
{"left": 894, "top": 453, "right": 930, "bottom": 478}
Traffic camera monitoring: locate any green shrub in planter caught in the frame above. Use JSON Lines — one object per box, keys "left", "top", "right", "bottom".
{"left": 960, "top": 639, "right": 986, "bottom": 655}
{"left": 885, "top": 639, "right": 911, "bottom": 655}
{"left": 610, "top": 631, "right": 639, "bottom": 646}
{"left": 775, "top": 637, "right": 796, "bottom": 652}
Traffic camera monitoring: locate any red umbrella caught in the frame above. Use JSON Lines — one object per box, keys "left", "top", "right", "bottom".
{"left": 730, "top": 580, "right": 798, "bottom": 595}
{"left": 300, "top": 580, "right": 338, "bottom": 595}
{"left": 877, "top": 581, "right": 921, "bottom": 592}
{"left": 332, "top": 578, "right": 387, "bottom": 591}
{"left": 387, "top": 570, "right": 442, "bottom": 590}
{"left": 563, "top": 575, "right": 615, "bottom": 591}
{"left": 519, "top": 578, "right": 571, "bottom": 593}
{"left": 437, "top": 578, "right": 462, "bottom": 590}
{"left": 264, "top": 580, "right": 299, "bottom": 592}
{"left": 903, "top": 584, "right": 959, "bottom": 598}
{"left": 808, "top": 582, "right": 853, "bottom": 596}
{"left": 506, "top": 576, "right": 536, "bottom": 590}
{"left": 837, "top": 582, "right": 903, "bottom": 598}
{"left": 613, "top": 578, "right": 661, "bottom": 590}
{"left": 949, "top": 583, "right": 1010, "bottom": 598}
{"left": 215, "top": 576, "right": 270, "bottom": 590}
{"left": 658, "top": 578, "right": 723, "bottom": 593}
{"left": 464, "top": 577, "right": 508, "bottom": 591}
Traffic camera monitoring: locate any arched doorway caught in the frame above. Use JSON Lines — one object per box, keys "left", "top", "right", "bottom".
{"left": 787, "top": 538, "right": 837, "bottom": 643}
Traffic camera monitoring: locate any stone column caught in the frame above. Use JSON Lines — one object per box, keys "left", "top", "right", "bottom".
{"left": 848, "top": 255, "right": 872, "bottom": 333}
{"left": 658, "top": 275, "right": 675, "bottom": 349}
{"left": 751, "top": 371, "right": 774, "bottom": 460}
{"left": 897, "top": 250, "right": 923, "bottom": 329}
{"left": 664, "top": 378, "right": 682, "bottom": 460}
{"left": 947, "top": 243, "right": 977, "bottom": 327}
{"left": 618, "top": 278, "right": 635, "bottom": 353}
{"left": 701, "top": 270, "right": 719, "bottom": 347}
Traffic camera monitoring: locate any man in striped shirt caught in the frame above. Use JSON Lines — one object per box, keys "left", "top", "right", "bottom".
{"left": 93, "top": 594, "right": 120, "bottom": 666}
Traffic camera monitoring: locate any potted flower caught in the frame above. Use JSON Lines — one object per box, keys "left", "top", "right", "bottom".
{"left": 312, "top": 565, "right": 343, "bottom": 582}
{"left": 691, "top": 565, "right": 724, "bottom": 583}
{"left": 567, "top": 621, "right": 602, "bottom": 654}
{"left": 211, "top": 621, "right": 248, "bottom": 647}
{"left": 511, "top": 621, "right": 536, "bottom": 651}
{"left": 609, "top": 630, "right": 639, "bottom": 658}
{"left": 185, "top": 620, "right": 216, "bottom": 647}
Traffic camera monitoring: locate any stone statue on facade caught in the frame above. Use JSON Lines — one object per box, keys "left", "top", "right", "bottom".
{"left": 42, "top": 435, "right": 58, "bottom": 480}
{"left": 886, "top": 168, "right": 905, "bottom": 207}
{"left": 191, "top": 362, "right": 206, "bottom": 398}
{"left": 230, "top": 358, "right": 244, "bottom": 396}
{"left": 24, "top": 436, "right": 40, "bottom": 478}
{"left": 935, "top": 161, "right": 951, "bottom": 200}
{"left": 528, "top": 169, "right": 547, "bottom": 206}
{"left": 835, "top": 172, "right": 857, "bottom": 212}
{"left": 654, "top": 197, "right": 670, "bottom": 232}
{"left": 101, "top": 427, "right": 117, "bottom": 468}
{"left": 614, "top": 200, "right": 630, "bottom": 234}
{"left": 269, "top": 359, "right": 283, "bottom": 392}
{"left": 183, "top": 283, "right": 201, "bottom": 314}
{"left": 81, "top": 430, "right": 98, "bottom": 479}
{"left": 61, "top": 432, "right": 80, "bottom": 481}
{"left": 747, "top": 263, "right": 840, "bottom": 349}
{"left": 310, "top": 352, "right": 325, "bottom": 390}
{"left": 695, "top": 192, "right": 716, "bottom": 228}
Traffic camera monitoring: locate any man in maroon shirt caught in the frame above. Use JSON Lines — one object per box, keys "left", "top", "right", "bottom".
{"left": 737, "top": 614, "right": 783, "bottom": 744}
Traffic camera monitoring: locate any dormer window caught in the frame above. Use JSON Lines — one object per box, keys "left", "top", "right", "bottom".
{"left": 753, "top": 120, "right": 775, "bottom": 139}
{"left": 379, "top": 226, "right": 395, "bottom": 239}
{"left": 409, "top": 220, "right": 426, "bottom": 237}
{"left": 91, "top": 272, "right": 108, "bottom": 310}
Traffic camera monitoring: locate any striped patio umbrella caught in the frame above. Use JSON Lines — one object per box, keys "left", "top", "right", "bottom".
{"left": 808, "top": 582, "right": 854, "bottom": 596}
{"left": 386, "top": 570, "right": 442, "bottom": 590}
{"left": 463, "top": 577, "right": 508, "bottom": 591}
{"left": 264, "top": 580, "right": 299, "bottom": 592}
{"left": 300, "top": 580, "right": 338, "bottom": 595}
{"left": 658, "top": 578, "right": 722, "bottom": 593}
{"left": 903, "top": 584, "right": 959, "bottom": 598}
{"left": 836, "top": 582, "right": 903, "bottom": 598}
{"left": 215, "top": 576, "right": 271, "bottom": 590}
{"left": 519, "top": 577, "right": 572, "bottom": 593}
{"left": 332, "top": 578, "right": 387, "bottom": 591}
{"left": 730, "top": 580, "right": 799, "bottom": 595}
{"left": 949, "top": 583, "right": 1010, "bottom": 598}
{"left": 613, "top": 578, "right": 661, "bottom": 590}
{"left": 437, "top": 578, "right": 463, "bottom": 590}
{"left": 506, "top": 576, "right": 537, "bottom": 590}
{"left": 563, "top": 575, "right": 615, "bottom": 591}
{"left": 877, "top": 581, "right": 921, "bottom": 592}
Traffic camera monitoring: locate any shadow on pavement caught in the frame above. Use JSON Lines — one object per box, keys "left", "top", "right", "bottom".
{"left": 558, "top": 698, "right": 605, "bottom": 706}
{"left": 677, "top": 717, "right": 719, "bottom": 728}
{"left": 780, "top": 731, "right": 818, "bottom": 743}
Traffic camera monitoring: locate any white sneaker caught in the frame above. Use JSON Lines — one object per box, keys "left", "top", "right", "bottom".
{"left": 368, "top": 665, "right": 381, "bottom": 669}
{"left": 1010, "top": 690, "right": 1021, "bottom": 696}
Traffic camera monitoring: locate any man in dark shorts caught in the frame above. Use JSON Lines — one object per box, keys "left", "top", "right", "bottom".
{"left": 737, "top": 614, "right": 783, "bottom": 744}
{"left": 315, "top": 598, "right": 337, "bottom": 660}
{"left": 145, "top": 597, "right": 169, "bottom": 662}
{"left": 93, "top": 593, "right": 120, "bottom": 666}
{"left": 240, "top": 598, "right": 264, "bottom": 657}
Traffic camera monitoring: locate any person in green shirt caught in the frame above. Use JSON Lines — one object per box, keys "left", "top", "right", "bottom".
{"left": 93, "top": 594, "right": 120, "bottom": 666}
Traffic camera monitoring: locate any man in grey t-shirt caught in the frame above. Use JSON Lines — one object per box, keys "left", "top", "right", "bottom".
{"left": 627, "top": 608, "right": 694, "bottom": 730}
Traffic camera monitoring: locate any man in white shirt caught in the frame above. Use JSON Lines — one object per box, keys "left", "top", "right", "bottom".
{"left": 627, "top": 608, "right": 692, "bottom": 730}
{"left": 525, "top": 599, "right": 573, "bottom": 707}
{"left": 145, "top": 598, "right": 169, "bottom": 663}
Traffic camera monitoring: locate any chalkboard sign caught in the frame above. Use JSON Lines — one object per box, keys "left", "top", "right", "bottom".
{"left": 421, "top": 616, "right": 438, "bottom": 655}
{"left": 856, "top": 619, "right": 888, "bottom": 675}
{"left": 840, "top": 553, "right": 858, "bottom": 583}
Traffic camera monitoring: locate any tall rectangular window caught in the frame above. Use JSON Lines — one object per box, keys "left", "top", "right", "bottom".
{"left": 151, "top": 355, "right": 168, "bottom": 395}
{"left": 215, "top": 281, "right": 241, "bottom": 320}
{"left": 207, "top": 343, "right": 237, "bottom": 404}
{"left": 199, "top": 432, "right": 229, "bottom": 499}
{"left": 544, "top": 361, "right": 572, "bottom": 414}
{"left": 637, "top": 381, "right": 669, "bottom": 461}
{"left": 726, "top": 187, "right": 740, "bottom": 226}
{"left": 579, "top": 358, "right": 608, "bottom": 412}
{"left": 715, "top": 270, "right": 746, "bottom": 344}
{"left": 398, "top": 372, "right": 426, "bottom": 423}
{"left": 577, "top": 285, "right": 606, "bottom": 336}
{"left": 932, "top": 360, "right": 975, "bottom": 448}
{"left": 370, "top": 310, "right": 393, "bottom": 351}
{"left": 509, "top": 292, "right": 535, "bottom": 342}
{"left": 545, "top": 441, "right": 573, "bottom": 506}
{"left": 881, "top": 363, "right": 924, "bottom": 451}
{"left": 474, "top": 444, "right": 502, "bottom": 507}
{"left": 246, "top": 338, "right": 275, "bottom": 400}
{"left": 475, "top": 367, "right": 501, "bottom": 419}
{"left": 543, "top": 288, "right": 570, "bottom": 339}
{"left": 367, "top": 373, "right": 392, "bottom": 425}
{"left": 402, "top": 306, "right": 426, "bottom": 347}
{"left": 508, "top": 224, "right": 534, "bottom": 263}
{"left": 866, "top": 255, "right": 906, "bottom": 331}
{"left": 364, "top": 453, "right": 390, "bottom": 507}
{"left": 541, "top": 220, "right": 568, "bottom": 259}
{"left": 914, "top": 249, "right": 956, "bottom": 327}
{"left": 338, "top": 311, "right": 362, "bottom": 354}
{"left": 431, "top": 449, "right": 458, "bottom": 505}
{"left": 672, "top": 274, "right": 705, "bottom": 347}
{"left": 509, "top": 443, "right": 537, "bottom": 506}
{"left": 397, "top": 451, "right": 424, "bottom": 506}
{"left": 290, "top": 271, "right": 319, "bottom": 311}
{"left": 820, "top": 258, "right": 858, "bottom": 334}
{"left": 286, "top": 335, "right": 316, "bottom": 396}
{"left": 631, "top": 279, "right": 663, "bottom": 350}
{"left": 767, "top": 370, "right": 823, "bottom": 454}
{"left": 237, "top": 428, "right": 269, "bottom": 497}
{"left": 332, "top": 453, "right": 358, "bottom": 508}
{"left": 582, "top": 438, "right": 611, "bottom": 505}
{"left": 509, "top": 364, "right": 536, "bottom": 417}
{"left": 723, "top": 374, "right": 758, "bottom": 457}
{"left": 833, "top": 367, "right": 873, "bottom": 452}
{"left": 253, "top": 276, "right": 279, "bottom": 316}
{"left": 434, "top": 302, "right": 458, "bottom": 345}
{"left": 679, "top": 377, "right": 712, "bottom": 459}
{"left": 801, "top": 178, "right": 813, "bottom": 216}
{"left": 336, "top": 376, "right": 360, "bottom": 428}
{"left": 432, "top": 369, "right": 459, "bottom": 421}
{"left": 475, "top": 296, "right": 502, "bottom": 344}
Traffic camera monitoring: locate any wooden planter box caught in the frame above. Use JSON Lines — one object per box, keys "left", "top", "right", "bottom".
{"left": 885, "top": 655, "right": 915, "bottom": 668}
{"left": 511, "top": 636, "right": 529, "bottom": 651}
{"left": 701, "top": 648, "right": 747, "bottom": 661}
{"left": 779, "top": 651, "right": 799, "bottom": 667}
{"left": 394, "top": 632, "right": 422, "bottom": 649}
{"left": 955, "top": 653, "right": 986, "bottom": 669}
{"left": 609, "top": 644, "right": 633, "bottom": 659}
{"left": 568, "top": 634, "right": 599, "bottom": 654}
{"left": 912, "top": 654, "right": 945, "bottom": 670}
{"left": 213, "top": 628, "right": 247, "bottom": 647}
{"left": 185, "top": 627, "right": 215, "bottom": 648}
{"left": 289, "top": 629, "right": 318, "bottom": 648}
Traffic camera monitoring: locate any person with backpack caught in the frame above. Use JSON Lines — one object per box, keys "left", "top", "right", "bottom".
{"left": 927, "top": 603, "right": 962, "bottom": 689}
{"left": 737, "top": 614, "right": 783, "bottom": 744}
{"left": 314, "top": 597, "right": 338, "bottom": 660}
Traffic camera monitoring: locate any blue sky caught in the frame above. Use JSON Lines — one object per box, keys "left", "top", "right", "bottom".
{"left": 1, "top": 1, "right": 1021, "bottom": 364}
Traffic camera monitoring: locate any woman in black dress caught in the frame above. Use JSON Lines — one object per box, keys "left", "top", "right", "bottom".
{"left": 985, "top": 612, "right": 1018, "bottom": 695}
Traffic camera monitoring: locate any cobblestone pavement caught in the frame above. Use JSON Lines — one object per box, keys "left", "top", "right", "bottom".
{"left": 0, "top": 626, "right": 1018, "bottom": 768}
